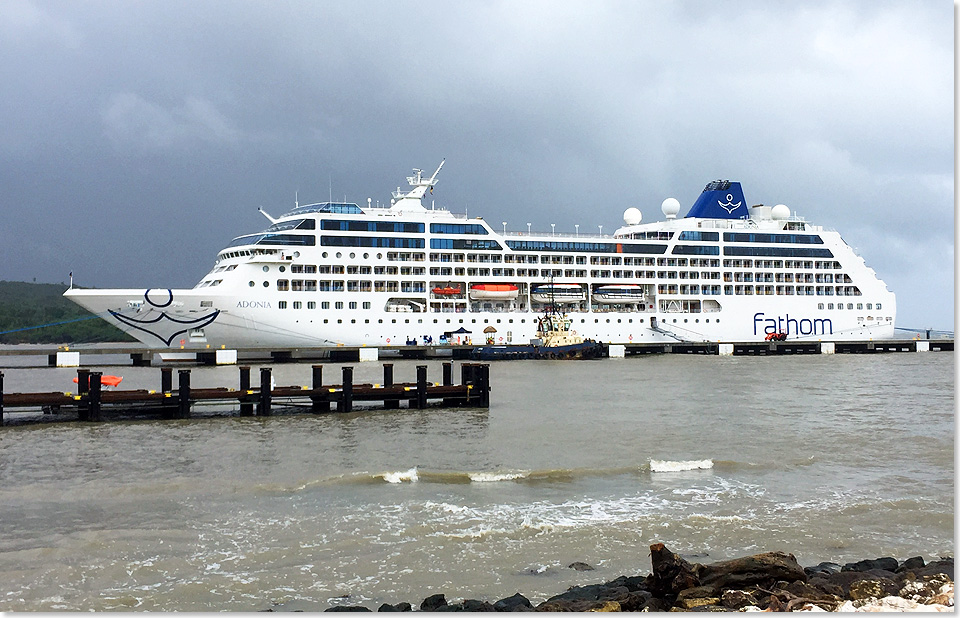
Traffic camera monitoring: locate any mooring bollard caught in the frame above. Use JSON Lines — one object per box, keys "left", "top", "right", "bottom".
{"left": 87, "top": 372, "right": 102, "bottom": 422}
{"left": 177, "top": 370, "right": 191, "bottom": 419}
{"left": 239, "top": 366, "right": 253, "bottom": 416}
{"left": 338, "top": 366, "right": 353, "bottom": 413}
{"left": 416, "top": 365, "right": 428, "bottom": 409}
{"left": 311, "top": 365, "right": 328, "bottom": 413}
{"left": 258, "top": 367, "right": 272, "bottom": 416}
{"left": 383, "top": 363, "right": 398, "bottom": 409}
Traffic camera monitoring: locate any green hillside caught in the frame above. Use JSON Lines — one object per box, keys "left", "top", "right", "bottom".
{"left": 0, "top": 280, "right": 135, "bottom": 344}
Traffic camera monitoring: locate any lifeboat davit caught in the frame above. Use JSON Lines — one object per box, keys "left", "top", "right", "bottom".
{"left": 469, "top": 284, "right": 519, "bottom": 300}
{"left": 593, "top": 284, "right": 645, "bottom": 303}
{"left": 531, "top": 283, "right": 585, "bottom": 303}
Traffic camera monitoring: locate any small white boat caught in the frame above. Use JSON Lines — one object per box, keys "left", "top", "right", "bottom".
{"left": 469, "top": 284, "right": 519, "bottom": 300}
{"left": 593, "top": 284, "right": 645, "bottom": 303}
{"left": 531, "top": 283, "right": 585, "bottom": 303}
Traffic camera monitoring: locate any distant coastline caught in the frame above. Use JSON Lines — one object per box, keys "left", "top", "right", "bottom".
{"left": 0, "top": 280, "right": 133, "bottom": 344}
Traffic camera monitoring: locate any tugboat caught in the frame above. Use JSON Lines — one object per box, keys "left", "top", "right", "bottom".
{"left": 470, "top": 283, "right": 604, "bottom": 360}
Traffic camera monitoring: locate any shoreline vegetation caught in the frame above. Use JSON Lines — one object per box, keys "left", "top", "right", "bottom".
{"left": 0, "top": 280, "right": 132, "bottom": 344}
{"left": 280, "top": 544, "right": 954, "bottom": 613}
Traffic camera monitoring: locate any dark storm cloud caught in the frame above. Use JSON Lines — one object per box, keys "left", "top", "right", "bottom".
{"left": 0, "top": 0, "right": 952, "bottom": 328}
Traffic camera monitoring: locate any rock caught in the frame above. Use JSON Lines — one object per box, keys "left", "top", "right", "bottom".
{"left": 324, "top": 607, "right": 372, "bottom": 612}
{"left": 568, "top": 561, "right": 595, "bottom": 571}
{"left": 493, "top": 593, "right": 532, "bottom": 611}
{"left": 377, "top": 602, "right": 411, "bottom": 612}
{"left": 841, "top": 557, "right": 898, "bottom": 573}
{"left": 804, "top": 562, "right": 841, "bottom": 576}
{"left": 585, "top": 601, "right": 621, "bottom": 612}
{"left": 720, "top": 589, "right": 758, "bottom": 609}
{"left": 848, "top": 577, "right": 900, "bottom": 601}
{"left": 539, "top": 584, "right": 651, "bottom": 612}
{"left": 898, "top": 573, "right": 953, "bottom": 603}
{"left": 420, "top": 594, "right": 447, "bottom": 612}
{"left": 437, "top": 599, "right": 495, "bottom": 611}
{"left": 677, "top": 596, "right": 720, "bottom": 609}
{"left": 601, "top": 575, "right": 649, "bottom": 592}
{"left": 897, "top": 556, "right": 925, "bottom": 572}
{"left": 915, "top": 558, "right": 954, "bottom": 580}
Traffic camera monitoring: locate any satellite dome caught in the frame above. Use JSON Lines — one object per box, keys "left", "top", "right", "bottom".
{"left": 771, "top": 204, "right": 790, "bottom": 220}
{"left": 661, "top": 197, "right": 681, "bottom": 219}
{"left": 623, "top": 207, "right": 642, "bottom": 226}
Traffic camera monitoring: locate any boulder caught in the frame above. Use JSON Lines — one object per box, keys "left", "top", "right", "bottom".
{"left": 568, "top": 561, "right": 595, "bottom": 571}
{"left": 720, "top": 589, "right": 758, "bottom": 609}
{"left": 376, "top": 602, "right": 411, "bottom": 612}
{"left": 841, "top": 557, "right": 898, "bottom": 573}
{"left": 437, "top": 599, "right": 495, "bottom": 611}
{"left": 420, "top": 594, "right": 447, "bottom": 612}
{"left": 804, "top": 562, "right": 841, "bottom": 576}
{"left": 493, "top": 593, "right": 532, "bottom": 612}
{"left": 324, "top": 607, "right": 372, "bottom": 612}
{"left": 897, "top": 556, "right": 925, "bottom": 572}
{"left": 848, "top": 577, "right": 900, "bottom": 601}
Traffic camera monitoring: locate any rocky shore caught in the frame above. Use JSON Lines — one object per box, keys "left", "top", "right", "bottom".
{"left": 294, "top": 543, "right": 954, "bottom": 612}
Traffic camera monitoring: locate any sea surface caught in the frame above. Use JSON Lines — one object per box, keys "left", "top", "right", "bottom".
{"left": 0, "top": 352, "right": 953, "bottom": 611}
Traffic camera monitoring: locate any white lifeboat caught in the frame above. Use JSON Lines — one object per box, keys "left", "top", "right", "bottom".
{"left": 593, "top": 284, "right": 645, "bottom": 303}
{"left": 531, "top": 283, "right": 585, "bottom": 304}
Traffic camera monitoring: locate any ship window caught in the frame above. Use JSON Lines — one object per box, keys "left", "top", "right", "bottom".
{"left": 293, "top": 301, "right": 302, "bottom": 309}
{"left": 349, "top": 302, "right": 357, "bottom": 309}
{"left": 307, "top": 302, "right": 316, "bottom": 309}
{"left": 321, "top": 302, "right": 330, "bottom": 309}
{"left": 363, "top": 302, "right": 371, "bottom": 309}
{"left": 278, "top": 301, "right": 287, "bottom": 309}
{"left": 335, "top": 302, "right": 344, "bottom": 309}
{"left": 875, "top": 303, "right": 882, "bottom": 309}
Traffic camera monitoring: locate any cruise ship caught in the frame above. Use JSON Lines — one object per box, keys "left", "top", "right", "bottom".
{"left": 65, "top": 162, "right": 896, "bottom": 348}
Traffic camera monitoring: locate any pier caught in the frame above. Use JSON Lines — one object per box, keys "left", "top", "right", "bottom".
{"left": 0, "top": 362, "right": 491, "bottom": 426}
{"left": 0, "top": 337, "right": 950, "bottom": 368}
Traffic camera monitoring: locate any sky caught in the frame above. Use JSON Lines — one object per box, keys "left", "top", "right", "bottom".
{"left": 0, "top": 0, "right": 954, "bottom": 331}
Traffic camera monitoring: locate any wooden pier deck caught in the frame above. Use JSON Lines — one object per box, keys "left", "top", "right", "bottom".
{"left": 0, "top": 362, "right": 491, "bottom": 426}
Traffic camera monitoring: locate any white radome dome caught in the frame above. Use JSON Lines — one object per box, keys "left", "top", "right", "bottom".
{"left": 771, "top": 204, "right": 790, "bottom": 220}
{"left": 623, "top": 207, "right": 643, "bottom": 226}
{"left": 661, "top": 197, "right": 681, "bottom": 218}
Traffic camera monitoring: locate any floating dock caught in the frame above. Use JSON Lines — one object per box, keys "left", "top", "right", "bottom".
{"left": 0, "top": 362, "right": 491, "bottom": 426}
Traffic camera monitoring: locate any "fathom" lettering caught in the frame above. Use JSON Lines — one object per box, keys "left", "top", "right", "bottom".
{"left": 753, "top": 312, "right": 832, "bottom": 337}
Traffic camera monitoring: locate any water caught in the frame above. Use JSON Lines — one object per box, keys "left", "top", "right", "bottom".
{"left": 0, "top": 353, "right": 953, "bottom": 611}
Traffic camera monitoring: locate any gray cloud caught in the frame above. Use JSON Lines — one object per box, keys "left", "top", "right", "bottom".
{"left": 0, "top": 0, "right": 952, "bottom": 329}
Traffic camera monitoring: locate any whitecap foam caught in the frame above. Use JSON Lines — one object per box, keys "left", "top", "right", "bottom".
{"left": 381, "top": 467, "right": 419, "bottom": 483}
{"left": 650, "top": 459, "right": 714, "bottom": 473}
{"left": 468, "top": 471, "right": 527, "bottom": 483}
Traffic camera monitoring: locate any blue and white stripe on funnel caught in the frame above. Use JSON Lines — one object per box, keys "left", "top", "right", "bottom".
{"left": 685, "top": 180, "right": 748, "bottom": 219}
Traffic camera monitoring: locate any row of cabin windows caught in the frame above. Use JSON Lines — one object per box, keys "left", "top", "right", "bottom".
{"left": 818, "top": 302, "right": 882, "bottom": 310}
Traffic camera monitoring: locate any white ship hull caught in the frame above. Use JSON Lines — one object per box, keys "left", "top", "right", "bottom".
{"left": 65, "top": 166, "right": 897, "bottom": 349}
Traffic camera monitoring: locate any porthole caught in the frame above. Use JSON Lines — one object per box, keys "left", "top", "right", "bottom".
{"left": 262, "top": 266, "right": 269, "bottom": 272}
{"left": 293, "top": 251, "right": 300, "bottom": 258}
{"left": 248, "top": 281, "right": 255, "bottom": 287}
{"left": 279, "top": 266, "right": 286, "bottom": 273}
{"left": 363, "top": 253, "right": 369, "bottom": 259}
{"left": 349, "top": 252, "right": 356, "bottom": 259}
{"left": 262, "top": 281, "right": 269, "bottom": 287}
{"left": 336, "top": 252, "right": 342, "bottom": 258}
{"left": 322, "top": 252, "right": 328, "bottom": 258}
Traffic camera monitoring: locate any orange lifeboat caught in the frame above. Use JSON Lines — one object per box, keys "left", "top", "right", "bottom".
{"left": 469, "top": 284, "right": 519, "bottom": 300}
{"left": 73, "top": 375, "right": 123, "bottom": 387}
{"left": 432, "top": 285, "right": 463, "bottom": 296}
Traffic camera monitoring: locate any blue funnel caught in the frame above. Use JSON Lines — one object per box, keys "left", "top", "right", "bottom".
{"left": 685, "top": 180, "right": 748, "bottom": 219}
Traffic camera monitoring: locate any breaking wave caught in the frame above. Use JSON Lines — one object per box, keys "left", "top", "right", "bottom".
{"left": 649, "top": 459, "right": 714, "bottom": 473}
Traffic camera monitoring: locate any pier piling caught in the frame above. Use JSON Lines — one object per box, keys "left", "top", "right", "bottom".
{"left": 311, "top": 365, "right": 328, "bottom": 413}
{"left": 416, "top": 365, "right": 428, "bottom": 409}
{"left": 1, "top": 371, "right": 5, "bottom": 424}
{"left": 338, "top": 367, "right": 353, "bottom": 413}
{"left": 383, "top": 363, "right": 398, "bottom": 409}
{"left": 87, "top": 372, "right": 102, "bottom": 422}
{"left": 177, "top": 370, "right": 191, "bottom": 419}
{"left": 442, "top": 362, "right": 452, "bottom": 386}
{"left": 77, "top": 369, "right": 90, "bottom": 421}
{"left": 258, "top": 368, "right": 272, "bottom": 416}
{"left": 239, "top": 366, "right": 253, "bottom": 416}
